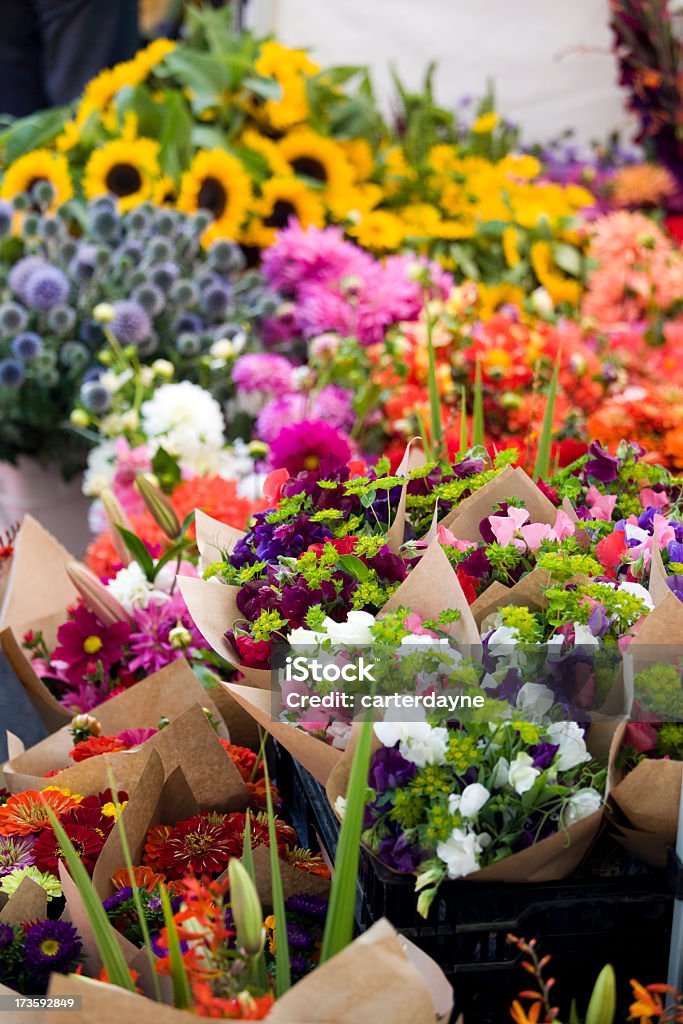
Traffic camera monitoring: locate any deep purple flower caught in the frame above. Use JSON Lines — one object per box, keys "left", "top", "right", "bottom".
{"left": 668, "top": 540, "right": 683, "bottom": 564}
{"left": 102, "top": 888, "right": 132, "bottom": 912}
{"left": 367, "top": 546, "right": 408, "bottom": 584}
{"left": 377, "top": 827, "right": 423, "bottom": 872}
{"left": 290, "top": 955, "right": 312, "bottom": 976}
{"left": 529, "top": 741, "right": 560, "bottom": 770}
{"left": 585, "top": 442, "right": 619, "bottom": 484}
{"left": 587, "top": 603, "right": 610, "bottom": 637}
{"left": 285, "top": 894, "right": 328, "bottom": 918}
{"left": 23, "top": 920, "right": 82, "bottom": 974}
{"left": 111, "top": 300, "right": 152, "bottom": 345}
{"left": 369, "top": 746, "right": 418, "bottom": 794}
{"left": 666, "top": 575, "right": 683, "bottom": 603}
{"left": 286, "top": 923, "right": 314, "bottom": 950}
{"left": 460, "top": 546, "right": 491, "bottom": 579}
{"left": 0, "top": 923, "right": 14, "bottom": 952}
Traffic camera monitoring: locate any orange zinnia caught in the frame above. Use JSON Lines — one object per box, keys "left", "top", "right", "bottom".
{"left": 111, "top": 865, "right": 167, "bottom": 892}
{"left": 143, "top": 824, "right": 174, "bottom": 872}
{"left": 0, "top": 789, "right": 78, "bottom": 835}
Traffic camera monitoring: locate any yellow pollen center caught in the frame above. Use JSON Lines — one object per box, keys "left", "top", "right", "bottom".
{"left": 40, "top": 939, "right": 60, "bottom": 957}
{"left": 83, "top": 635, "right": 103, "bottom": 654}
{"left": 303, "top": 455, "right": 320, "bottom": 470}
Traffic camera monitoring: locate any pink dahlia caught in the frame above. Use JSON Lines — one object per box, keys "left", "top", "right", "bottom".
{"left": 231, "top": 352, "right": 295, "bottom": 394}
{"left": 268, "top": 419, "right": 352, "bottom": 474}
{"left": 262, "top": 222, "right": 372, "bottom": 295}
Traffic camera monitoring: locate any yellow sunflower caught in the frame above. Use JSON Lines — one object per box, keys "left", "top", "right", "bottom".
{"left": 177, "top": 150, "right": 253, "bottom": 238}
{"left": 252, "top": 41, "right": 319, "bottom": 130}
{"left": 278, "top": 129, "right": 354, "bottom": 204}
{"left": 348, "top": 209, "right": 405, "bottom": 251}
{"left": 1, "top": 149, "right": 73, "bottom": 209}
{"left": 152, "top": 175, "right": 177, "bottom": 206}
{"left": 75, "top": 38, "right": 175, "bottom": 127}
{"left": 240, "top": 129, "right": 291, "bottom": 177}
{"left": 340, "top": 138, "right": 375, "bottom": 182}
{"left": 83, "top": 138, "right": 160, "bottom": 211}
{"left": 250, "top": 176, "right": 325, "bottom": 246}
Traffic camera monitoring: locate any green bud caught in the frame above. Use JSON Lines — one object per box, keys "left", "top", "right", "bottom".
{"left": 135, "top": 474, "right": 181, "bottom": 539}
{"left": 585, "top": 965, "right": 616, "bottom": 1024}
{"left": 229, "top": 857, "right": 265, "bottom": 956}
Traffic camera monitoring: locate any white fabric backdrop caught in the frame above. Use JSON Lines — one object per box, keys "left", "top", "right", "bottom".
{"left": 247, "top": 0, "right": 632, "bottom": 146}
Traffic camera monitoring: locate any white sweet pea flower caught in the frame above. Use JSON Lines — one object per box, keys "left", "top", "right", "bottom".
{"left": 323, "top": 610, "right": 375, "bottom": 646}
{"left": 106, "top": 562, "right": 166, "bottom": 613}
{"left": 448, "top": 783, "right": 490, "bottom": 818}
{"left": 491, "top": 756, "right": 510, "bottom": 789}
{"left": 288, "top": 626, "right": 326, "bottom": 649}
{"left": 436, "top": 827, "right": 485, "bottom": 879}
{"left": 515, "top": 683, "right": 554, "bottom": 720}
{"left": 507, "top": 752, "right": 540, "bottom": 795}
{"left": 374, "top": 710, "right": 448, "bottom": 768}
{"left": 572, "top": 623, "right": 599, "bottom": 647}
{"left": 486, "top": 624, "right": 520, "bottom": 655}
{"left": 561, "top": 787, "right": 602, "bottom": 827}
{"left": 546, "top": 722, "right": 591, "bottom": 772}
{"left": 624, "top": 523, "right": 649, "bottom": 544}
{"left": 618, "top": 581, "right": 654, "bottom": 612}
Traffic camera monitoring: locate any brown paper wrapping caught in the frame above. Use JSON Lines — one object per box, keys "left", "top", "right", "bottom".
{"left": 469, "top": 567, "right": 551, "bottom": 629}
{"left": 35, "top": 917, "right": 451, "bottom": 1024}
{"left": 0, "top": 876, "right": 47, "bottom": 924}
{"left": 2, "top": 660, "right": 226, "bottom": 792}
{"left": 431, "top": 466, "right": 557, "bottom": 542}
{"left": 248, "top": 843, "right": 330, "bottom": 910}
{"left": 326, "top": 722, "right": 623, "bottom": 884}
{"left": 195, "top": 508, "right": 246, "bottom": 576}
{"left": 612, "top": 759, "right": 682, "bottom": 850}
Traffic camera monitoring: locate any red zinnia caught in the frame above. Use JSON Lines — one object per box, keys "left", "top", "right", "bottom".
{"left": 69, "top": 735, "right": 127, "bottom": 763}
{"left": 145, "top": 814, "right": 242, "bottom": 880}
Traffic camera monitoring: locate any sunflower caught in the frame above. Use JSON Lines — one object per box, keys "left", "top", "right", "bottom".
{"left": 348, "top": 209, "right": 405, "bottom": 251}
{"left": 240, "top": 129, "right": 291, "bottom": 177}
{"left": 1, "top": 149, "right": 73, "bottom": 209}
{"left": 75, "top": 38, "right": 175, "bottom": 127}
{"left": 340, "top": 138, "right": 375, "bottom": 182}
{"left": 252, "top": 41, "right": 319, "bottom": 130}
{"left": 250, "top": 176, "right": 325, "bottom": 246}
{"left": 278, "top": 129, "right": 354, "bottom": 204}
{"left": 152, "top": 174, "right": 177, "bottom": 205}
{"left": 83, "top": 138, "right": 160, "bottom": 212}
{"left": 177, "top": 150, "right": 253, "bottom": 239}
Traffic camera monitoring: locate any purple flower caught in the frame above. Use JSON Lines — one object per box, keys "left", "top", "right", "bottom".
{"left": 256, "top": 394, "right": 307, "bottom": 442}
{"left": 377, "top": 827, "right": 423, "bottom": 872}
{"left": 111, "top": 300, "right": 152, "bottom": 345}
{"left": 232, "top": 352, "right": 294, "bottom": 394}
{"left": 128, "top": 592, "right": 203, "bottom": 674}
{"left": 24, "top": 266, "right": 69, "bottom": 310}
{"left": 666, "top": 575, "right": 683, "bottom": 603}
{"left": 8, "top": 256, "right": 45, "bottom": 301}
{"left": 585, "top": 442, "right": 619, "bottom": 484}
{"left": 116, "top": 727, "right": 158, "bottom": 747}
{"left": 529, "top": 741, "right": 560, "bottom": 769}
{"left": 369, "top": 746, "right": 417, "bottom": 793}
{"left": 11, "top": 332, "right": 43, "bottom": 363}
{"left": 102, "top": 888, "right": 132, "bottom": 912}
{"left": 0, "top": 923, "right": 14, "bottom": 952}
{"left": 587, "top": 603, "right": 610, "bottom": 637}
{"left": 0, "top": 835, "right": 35, "bottom": 877}
{"left": 311, "top": 385, "right": 355, "bottom": 433}
{"left": 668, "top": 540, "right": 683, "bottom": 564}
{"left": 268, "top": 419, "right": 351, "bottom": 475}
{"left": 285, "top": 894, "right": 328, "bottom": 918}
{"left": 23, "top": 920, "right": 82, "bottom": 974}
{"left": 286, "top": 923, "right": 314, "bottom": 950}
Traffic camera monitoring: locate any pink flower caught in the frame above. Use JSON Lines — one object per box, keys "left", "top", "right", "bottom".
{"left": 436, "top": 524, "right": 475, "bottom": 551}
{"left": 552, "top": 509, "right": 576, "bottom": 541}
{"left": 586, "top": 486, "right": 617, "bottom": 520}
{"left": 623, "top": 722, "right": 658, "bottom": 754}
{"left": 639, "top": 488, "right": 669, "bottom": 510}
{"left": 519, "top": 522, "right": 554, "bottom": 551}
{"left": 52, "top": 606, "right": 130, "bottom": 684}
{"left": 488, "top": 506, "right": 529, "bottom": 546}
{"left": 268, "top": 419, "right": 352, "bottom": 475}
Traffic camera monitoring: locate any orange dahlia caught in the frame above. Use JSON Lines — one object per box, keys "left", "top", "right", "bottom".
{"left": 0, "top": 789, "right": 79, "bottom": 836}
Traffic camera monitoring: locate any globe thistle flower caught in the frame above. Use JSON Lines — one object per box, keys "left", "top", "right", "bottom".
{"left": 11, "top": 332, "right": 43, "bottom": 363}
{"left": 126, "top": 208, "right": 151, "bottom": 233}
{"left": 137, "top": 334, "right": 159, "bottom": 357}
{"left": 32, "top": 180, "right": 56, "bottom": 207}
{"left": 176, "top": 332, "right": 201, "bottom": 357}
{"left": 57, "top": 240, "right": 78, "bottom": 263}
{"left": 70, "top": 245, "right": 97, "bottom": 281}
{"left": 59, "top": 340, "right": 89, "bottom": 370}
{"left": 79, "top": 319, "right": 105, "bottom": 348}
{"left": 256, "top": 292, "right": 279, "bottom": 317}
{"left": 152, "top": 211, "right": 176, "bottom": 236}
{"left": 133, "top": 283, "right": 165, "bottom": 316}
{"left": 40, "top": 215, "right": 63, "bottom": 241}
{"left": 115, "top": 239, "right": 144, "bottom": 265}
{"left": 11, "top": 192, "right": 29, "bottom": 212}
{"left": 169, "top": 279, "right": 199, "bottom": 307}
{"left": 0, "top": 358, "right": 24, "bottom": 388}
{"left": 176, "top": 311, "right": 203, "bottom": 334}
{"left": 111, "top": 299, "right": 152, "bottom": 345}
{"left": 94, "top": 247, "right": 112, "bottom": 269}
{"left": 208, "top": 239, "right": 242, "bottom": 272}
{"left": 21, "top": 213, "right": 41, "bottom": 238}
{"left": 24, "top": 265, "right": 70, "bottom": 311}
{"left": 34, "top": 366, "right": 59, "bottom": 388}
{"left": 201, "top": 282, "right": 233, "bottom": 321}
{"left": 150, "top": 260, "right": 179, "bottom": 292}
{"left": 47, "top": 304, "right": 77, "bottom": 335}
{"left": 80, "top": 380, "right": 112, "bottom": 414}
{"left": 8, "top": 255, "right": 45, "bottom": 300}
{"left": 191, "top": 211, "right": 211, "bottom": 233}
{"left": 0, "top": 301, "right": 28, "bottom": 336}
{"left": 148, "top": 236, "right": 173, "bottom": 262}
{"left": 0, "top": 199, "right": 13, "bottom": 236}
{"left": 23, "top": 919, "right": 82, "bottom": 974}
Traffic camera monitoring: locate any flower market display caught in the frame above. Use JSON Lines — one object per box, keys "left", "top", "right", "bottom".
{"left": 4, "top": 3, "right": 683, "bottom": 1022}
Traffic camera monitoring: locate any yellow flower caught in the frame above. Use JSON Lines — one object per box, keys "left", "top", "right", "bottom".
{"left": 502, "top": 226, "right": 521, "bottom": 268}
{"left": 471, "top": 111, "right": 500, "bottom": 134}
{"left": 348, "top": 209, "right": 405, "bottom": 251}
{"left": 252, "top": 41, "right": 319, "bottom": 131}
{"left": 241, "top": 129, "right": 291, "bottom": 177}
{"left": 340, "top": 138, "right": 375, "bottom": 181}
{"left": 83, "top": 138, "right": 160, "bottom": 212}
{"left": 278, "top": 129, "right": 354, "bottom": 203}
{"left": 177, "top": 149, "right": 253, "bottom": 238}
{"left": 477, "top": 283, "right": 525, "bottom": 319}
{"left": 400, "top": 203, "right": 442, "bottom": 237}
{"left": 250, "top": 175, "right": 325, "bottom": 246}
{"left": 327, "top": 182, "right": 382, "bottom": 222}
{"left": 43, "top": 787, "right": 82, "bottom": 802}
{"left": 255, "top": 40, "right": 319, "bottom": 80}
{"left": 1, "top": 150, "right": 73, "bottom": 210}
{"left": 530, "top": 240, "right": 581, "bottom": 307}
{"left": 102, "top": 801, "right": 127, "bottom": 820}
{"left": 152, "top": 175, "right": 177, "bottom": 205}
{"left": 54, "top": 119, "right": 81, "bottom": 154}
{"left": 76, "top": 38, "right": 175, "bottom": 126}
{"left": 499, "top": 153, "right": 541, "bottom": 181}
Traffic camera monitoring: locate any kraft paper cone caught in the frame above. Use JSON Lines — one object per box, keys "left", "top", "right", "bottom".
{"left": 382, "top": 540, "right": 481, "bottom": 646}
{"left": 387, "top": 439, "right": 427, "bottom": 555}
{"left": 649, "top": 541, "right": 673, "bottom": 608}
{"left": 433, "top": 466, "right": 557, "bottom": 542}
{"left": 612, "top": 822, "right": 668, "bottom": 870}
{"left": 268, "top": 919, "right": 438, "bottom": 1024}
{"left": 0, "top": 625, "right": 70, "bottom": 731}
{"left": 42, "top": 975, "right": 195, "bottom": 1024}
{"left": 0, "top": 515, "right": 76, "bottom": 638}
{"left": 177, "top": 573, "right": 247, "bottom": 668}
{"left": 195, "top": 508, "right": 246, "bottom": 575}
{"left": 248, "top": 842, "right": 330, "bottom": 909}
{"left": 327, "top": 723, "right": 623, "bottom": 885}
{"left": 3, "top": 660, "right": 227, "bottom": 791}
{"left": 0, "top": 876, "right": 47, "bottom": 924}
{"left": 223, "top": 682, "right": 343, "bottom": 786}
{"left": 470, "top": 567, "right": 551, "bottom": 629}
{"left": 611, "top": 758, "right": 681, "bottom": 847}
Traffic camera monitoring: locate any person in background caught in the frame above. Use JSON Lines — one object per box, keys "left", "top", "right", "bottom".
{"left": 0, "top": 0, "right": 139, "bottom": 118}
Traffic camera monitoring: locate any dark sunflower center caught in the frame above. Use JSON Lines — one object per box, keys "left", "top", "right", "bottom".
{"left": 105, "top": 163, "right": 143, "bottom": 197}
{"left": 197, "top": 176, "right": 228, "bottom": 219}
{"left": 26, "top": 176, "right": 48, "bottom": 193}
{"left": 264, "top": 199, "right": 297, "bottom": 229}
{"left": 291, "top": 157, "right": 327, "bottom": 183}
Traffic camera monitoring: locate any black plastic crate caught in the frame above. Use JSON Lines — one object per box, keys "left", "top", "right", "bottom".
{"left": 277, "top": 745, "right": 675, "bottom": 1023}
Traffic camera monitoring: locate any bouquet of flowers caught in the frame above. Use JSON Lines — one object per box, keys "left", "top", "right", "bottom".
{"left": 0, "top": 919, "right": 83, "bottom": 995}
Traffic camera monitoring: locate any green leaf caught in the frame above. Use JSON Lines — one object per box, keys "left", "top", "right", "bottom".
{"left": 44, "top": 806, "right": 135, "bottom": 993}
{"left": 158, "top": 92, "right": 193, "bottom": 183}
{"left": 242, "top": 75, "right": 282, "bottom": 101}
{"left": 320, "top": 716, "right": 374, "bottom": 962}
{"left": 151, "top": 446, "right": 182, "bottom": 493}
{"left": 459, "top": 386, "right": 468, "bottom": 454}
{"left": 161, "top": 49, "right": 234, "bottom": 96}
{"left": 425, "top": 310, "right": 443, "bottom": 457}
{"left": 533, "top": 350, "right": 561, "bottom": 482}
{"left": 552, "top": 242, "right": 582, "bottom": 278}
{"left": 114, "top": 85, "right": 162, "bottom": 138}
{"left": 2, "top": 106, "right": 70, "bottom": 162}
{"left": 472, "top": 360, "right": 485, "bottom": 447}
{"left": 263, "top": 756, "right": 291, "bottom": 996}
{"left": 337, "top": 554, "right": 369, "bottom": 582}
{"left": 116, "top": 526, "right": 155, "bottom": 580}
{"left": 160, "top": 884, "right": 192, "bottom": 1009}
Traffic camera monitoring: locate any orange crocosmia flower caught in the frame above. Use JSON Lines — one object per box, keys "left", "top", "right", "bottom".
{"left": 192, "top": 981, "right": 275, "bottom": 1020}
{"left": 0, "top": 789, "right": 78, "bottom": 835}
{"left": 111, "top": 865, "right": 167, "bottom": 891}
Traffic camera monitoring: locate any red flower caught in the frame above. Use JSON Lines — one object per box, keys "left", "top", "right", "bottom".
{"left": 69, "top": 735, "right": 127, "bottom": 763}
{"left": 456, "top": 568, "right": 478, "bottom": 605}
{"left": 33, "top": 805, "right": 110, "bottom": 875}
{"left": 596, "top": 529, "right": 627, "bottom": 570}
{"left": 234, "top": 634, "right": 271, "bottom": 669}
{"left": 263, "top": 468, "right": 290, "bottom": 505}
{"left": 666, "top": 215, "right": 683, "bottom": 245}
{"left": 53, "top": 605, "right": 130, "bottom": 684}
{"left": 623, "top": 721, "right": 659, "bottom": 754}
{"left": 145, "top": 813, "right": 243, "bottom": 880}
{"left": 306, "top": 535, "right": 358, "bottom": 558}
{"left": 219, "top": 741, "right": 259, "bottom": 783}
{"left": 0, "top": 790, "right": 78, "bottom": 836}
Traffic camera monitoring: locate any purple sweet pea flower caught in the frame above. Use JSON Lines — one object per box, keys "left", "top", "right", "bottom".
{"left": 529, "top": 741, "right": 560, "bottom": 770}
{"left": 668, "top": 540, "right": 683, "bottom": 564}
{"left": 666, "top": 575, "right": 683, "bottom": 603}
{"left": 377, "top": 828, "right": 423, "bottom": 872}
{"left": 585, "top": 441, "right": 619, "bottom": 484}
{"left": 368, "top": 746, "right": 418, "bottom": 794}
{"left": 587, "top": 603, "right": 610, "bottom": 637}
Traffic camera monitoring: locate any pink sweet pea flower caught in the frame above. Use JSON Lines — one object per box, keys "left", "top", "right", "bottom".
{"left": 552, "top": 509, "right": 576, "bottom": 541}
{"left": 519, "top": 522, "right": 554, "bottom": 551}
{"left": 436, "top": 524, "right": 475, "bottom": 551}
{"left": 652, "top": 513, "right": 676, "bottom": 550}
{"left": 488, "top": 506, "right": 529, "bottom": 546}
{"left": 639, "top": 488, "right": 668, "bottom": 510}
{"left": 586, "top": 486, "right": 617, "bottom": 521}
